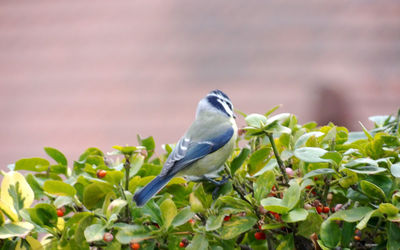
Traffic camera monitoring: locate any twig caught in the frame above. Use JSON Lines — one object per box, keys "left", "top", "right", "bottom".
{"left": 266, "top": 133, "right": 289, "bottom": 185}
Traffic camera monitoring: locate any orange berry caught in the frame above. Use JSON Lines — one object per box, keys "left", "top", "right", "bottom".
{"left": 323, "top": 206, "right": 330, "bottom": 213}
{"left": 97, "top": 169, "right": 107, "bottom": 178}
{"left": 130, "top": 242, "right": 140, "bottom": 250}
{"left": 188, "top": 219, "right": 195, "bottom": 225}
{"left": 56, "top": 209, "right": 64, "bottom": 217}
{"left": 354, "top": 235, "right": 361, "bottom": 241}
{"left": 254, "top": 231, "right": 266, "bottom": 240}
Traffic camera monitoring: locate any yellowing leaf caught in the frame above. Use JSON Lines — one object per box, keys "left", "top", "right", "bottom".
{"left": 1, "top": 171, "right": 34, "bottom": 210}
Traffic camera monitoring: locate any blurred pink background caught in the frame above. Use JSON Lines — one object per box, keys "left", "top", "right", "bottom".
{"left": 1, "top": 1, "right": 399, "bottom": 168}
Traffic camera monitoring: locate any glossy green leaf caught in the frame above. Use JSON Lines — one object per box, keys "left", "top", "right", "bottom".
{"left": 276, "top": 234, "right": 294, "bottom": 250}
{"left": 387, "top": 222, "right": 400, "bottom": 250}
{"left": 0, "top": 222, "right": 34, "bottom": 239}
{"left": 294, "top": 147, "right": 333, "bottom": 164}
{"left": 345, "top": 165, "right": 387, "bottom": 175}
{"left": 320, "top": 220, "right": 340, "bottom": 248}
{"left": 230, "top": 148, "right": 250, "bottom": 175}
{"left": 220, "top": 216, "right": 257, "bottom": 240}
{"left": 360, "top": 180, "right": 386, "bottom": 201}
{"left": 379, "top": 203, "right": 399, "bottom": 216}
{"left": 27, "top": 203, "right": 58, "bottom": 228}
{"left": 281, "top": 208, "right": 308, "bottom": 223}
{"left": 341, "top": 222, "right": 355, "bottom": 248}
{"left": 248, "top": 147, "right": 271, "bottom": 176}
{"left": 254, "top": 170, "right": 275, "bottom": 202}
{"left": 294, "top": 132, "right": 324, "bottom": 149}
{"left": 187, "top": 234, "right": 208, "bottom": 250}
{"left": 303, "top": 168, "right": 335, "bottom": 179}
{"left": 106, "top": 199, "right": 127, "bottom": 219}
{"left": 115, "top": 224, "right": 150, "bottom": 244}
{"left": 171, "top": 206, "right": 194, "bottom": 227}
{"left": 84, "top": 224, "right": 105, "bottom": 242}
{"left": 328, "top": 207, "right": 372, "bottom": 222}
{"left": 43, "top": 180, "right": 76, "bottom": 197}
{"left": 260, "top": 197, "right": 290, "bottom": 214}
{"left": 14, "top": 158, "right": 49, "bottom": 172}
{"left": 206, "top": 214, "right": 225, "bottom": 231}
{"left": 297, "top": 211, "right": 323, "bottom": 238}
{"left": 218, "top": 196, "right": 253, "bottom": 212}
{"left": 160, "top": 198, "right": 177, "bottom": 229}
{"left": 356, "top": 209, "right": 379, "bottom": 230}
{"left": 83, "top": 182, "right": 113, "bottom": 209}
{"left": 245, "top": 114, "right": 268, "bottom": 128}
{"left": 390, "top": 163, "right": 400, "bottom": 178}
{"left": 282, "top": 182, "right": 300, "bottom": 210}
{"left": 44, "top": 147, "right": 68, "bottom": 166}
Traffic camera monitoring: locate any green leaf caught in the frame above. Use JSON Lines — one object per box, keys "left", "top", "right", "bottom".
{"left": 138, "top": 135, "right": 155, "bottom": 159}
{"left": 171, "top": 207, "right": 194, "bottom": 227}
{"left": 1, "top": 171, "right": 34, "bottom": 210}
{"left": 115, "top": 224, "right": 150, "bottom": 244}
{"left": 187, "top": 234, "right": 208, "bottom": 250}
{"left": 294, "top": 132, "right": 324, "bottom": 149}
{"left": 245, "top": 114, "right": 268, "bottom": 128}
{"left": 160, "top": 198, "right": 177, "bottom": 229}
{"left": 356, "top": 209, "right": 379, "bottom": 230}
{"left": 129, "top": 154, "right": 144, "bottom": 177}
{"left": 220, "top": 216, "right": 257, "bottom": 240}
{"left": 26, "top": 203, "right": 58, "bottom": 228}
{"left": 282, "top": 182, "right": 300, "bottom": 210}
{"left": 253, "top": 171, "right": 275, "bottom": 202}
{"left": 248, "top": 147, "right": 271, "bottom": 176}
{"left": 341, "top": 222, "right": 355, "bottom": 248}
{"left": 260, "top": 197, "right": 290, "bottom": 214}
{"left": 379, "top": 203, "right": 399, "bottom": 216}
{"left": 14, "top": 158, "right": 50, "bottom": 172}
{"left": 294, "top": 147, "right": 333, "bottom": 164}
{"left": 83, "top": 182, "right": 113, "bottom": 209}
{"left": 106, "top": 199, "right": 127, "bottom": 219}
{"left": 84, "top": 224, "right": 105, "bottom": 242}
{"left": 0, "top": 222, "right": 34, "bottom": 239}
{"left": 387, "top": 222, "right": 400, "bottom": 250}
{"left": 360, "top": 180, "right": 386, "bottom": 201}
{"left": 206, "top": 214, "right": 225, "bottom": 231}
{"left": 276, "top": 234, "right": 295, "bottom": 250}
{"left": 43, "top": 180, "right": 76, "bottom": 197}
{"left": 25, "top": 174, "right": 44, "bottom": 200}
{"left": 281, "top": 208, "right": 308, "bottom": 223}
{"left": 230, "top": 148, "right": 250, "bottom": 175}
{"left": 390, "top": 163, "right": 400, "bottom": 178}
{"left": 264, "top": 105, "right": 281, "bottom": 117}
{"left": 328, "top": 207, "right": 373, "bottom": 222}
{"left": 44, "top": 147, "right": 68, "bottom": 166}
{"left": 303, "top": 168, "right": 336, "bottom": 179}
{"left": 320, "top": 220, "right": 341, "bottom": 248}
{"left": 218, "top": 196, "right": 253, "bottom": 212}
{"left": 297, "top": 211, "right": 323, "bottom": 238}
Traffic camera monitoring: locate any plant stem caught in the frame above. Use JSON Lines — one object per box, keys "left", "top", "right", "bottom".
{"left": 123, "top": 155, "right": 131, "bottom": 222}
{"left": 266, "top": 133, "right": 289, "bottom": 185}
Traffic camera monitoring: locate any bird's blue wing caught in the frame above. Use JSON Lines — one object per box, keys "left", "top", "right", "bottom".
{"left": 161, "top": 126, "right": 234, "bottom": 176}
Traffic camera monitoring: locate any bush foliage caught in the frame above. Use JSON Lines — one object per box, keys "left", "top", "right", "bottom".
{"left": 1, "top": 108, "right": 400, "bottom": 249}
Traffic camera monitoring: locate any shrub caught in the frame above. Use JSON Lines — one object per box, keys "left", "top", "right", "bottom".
{"left": 0, "top": 108, "right": 399, "bottom": 249}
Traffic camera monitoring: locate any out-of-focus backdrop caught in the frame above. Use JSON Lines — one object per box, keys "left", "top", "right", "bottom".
{"left": 1, "top": 1, "right": 399, "bottom": 168}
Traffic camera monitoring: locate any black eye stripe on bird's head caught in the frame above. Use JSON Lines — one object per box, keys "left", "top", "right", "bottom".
{"left": 206, "top": 95, "right": 233, "bottom": 117}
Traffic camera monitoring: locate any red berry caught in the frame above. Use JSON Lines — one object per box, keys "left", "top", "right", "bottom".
{"left": 314, "top": 177, "right": 318, "bottom": 181}
{"left": 254, "top": 231, "right": 267, "bottom": 240}
{"left": 130, "top": 242, "right": 140, "bottom": 250}
{"left": 224, "top": 215, "right": 231, "bottom": 221}
{"left": 56, "top": 209, "right": 64, "bottom": 217}
{"left": 97, "top": 169, "right": 107, "bottom": 178}
{"left": 354, "top": 235, "right": 361, "bottom": 241}
{"left": 323, "top": 206, "right": 330, "bottom": 213}
{"left": 316, "top": 206, "right": 323, "bottom": 214}
{"left": 305, "top": 185, "right": 312, "bottom": 190}
{"left": 179, "top": 242, "right": 185, "bottom": 248}
{"left": 179, "top": 239, "right": 188, "bottom": 248}
{"left": 103, "top": 232, "right": 113, "bottom": 242}
{"left": 188, "top": 219, "right": 195, "bottom": 225}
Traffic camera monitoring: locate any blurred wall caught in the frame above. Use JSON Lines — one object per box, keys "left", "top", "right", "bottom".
{"left": 1, "top": 1, "right": 399, "bottom": 167}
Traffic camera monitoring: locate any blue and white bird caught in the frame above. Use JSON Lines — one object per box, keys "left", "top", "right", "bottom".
{"left": 133, "top": 90, "right": 237, "bottom": 207}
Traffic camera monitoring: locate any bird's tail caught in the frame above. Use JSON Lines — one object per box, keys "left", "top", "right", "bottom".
{"left": 133, "top": 175, "right": 174, "bottom": 207}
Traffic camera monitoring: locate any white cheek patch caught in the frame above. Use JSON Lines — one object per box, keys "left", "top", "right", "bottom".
{"left": 217, "top": 98, "right": 233, "bottom": 117}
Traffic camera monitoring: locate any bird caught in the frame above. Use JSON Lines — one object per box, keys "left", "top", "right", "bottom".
{"left": 133, "top": 90, "right": 237, "bottom": 207}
